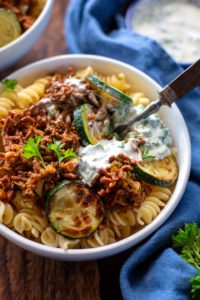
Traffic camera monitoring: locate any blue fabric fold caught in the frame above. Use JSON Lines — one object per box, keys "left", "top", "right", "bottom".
{"left": 65, "top": 1, "right": 200, "bottom": 299}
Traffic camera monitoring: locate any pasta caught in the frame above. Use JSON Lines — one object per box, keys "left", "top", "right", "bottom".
{"left": 40, "top": 227, "right": 58, "bottom": 247}
{"left": 0, "top": 201, "right": 15, "bottom": 226}
{"left": 17, "top": 77, "right": 50, "bottom": 108}
{"left": 0, "top": 84, "right": 22, "bottom": 117}
{"left": 106, "top": 209, "right": 137, "bottom": 239}
{"left": 96, "top": 73, "right": 130, "bottom": 92}
{"left": 80, "top": 226, "right": 116, "bottom": 248}
{"left": 76, "top": 66, "right": 130, "bottom": 91}
{"left": 41, "top": 227, "right": 80, "bottom": 249}
{"left": 13, "top": 208, "right": 48, "bottom": 238}
{"left": 129, "top": 91, "right": 151, "bottom": 106}
{"left": 134, "top": 187, "right": 172, "bottom": 225}
{"left": 0, "top": 78, "right": 50, "bottom": 118}
{"left": 0, "top": 67, "right": 178, "bottom": 250}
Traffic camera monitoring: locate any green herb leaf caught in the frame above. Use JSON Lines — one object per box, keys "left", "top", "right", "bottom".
{"left": 96, "top": 144, "right": 104, "bottom": 150}
{"left": 172, "top": 223, "right": 200, "bottom": 271}
{"left": 103, "top": 127, "right": 110, "bottom": 137}
{"left": 142, "top": 148, "right": 156, "bottom": 160}
{"left": 23, "top": 136, "right": 46, "bottom": 168}
{"left": 119, "top": 141, "right": 125, "bottom": 148}
{"left": 47, "top": 139, "right": 76, "bottom": 163}
{"left": 1, "top": 79, "right": 17, "bottom": 91}
{"left": 61, "top": 148, "right": 77, "bottom": 162}
{"left": 172, "top": 223, "right": 200, "bottom": 298}
{"left": 190, "top": 272, "right": 200, "bottom": 300}
{"left": 47, "top": 139, "right": 63, "bottom": 163}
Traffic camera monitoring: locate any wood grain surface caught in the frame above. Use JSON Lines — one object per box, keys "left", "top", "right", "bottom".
{"left": 0, "top": 1, "right": 100, "bottom": 300}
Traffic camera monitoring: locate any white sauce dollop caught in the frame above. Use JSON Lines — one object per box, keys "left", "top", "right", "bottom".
{"left": 79, "top": 139, "right": 141, "bottom": 185}
{"left": 64, "top": 77, "right": 86, "bottom": 93}
{"left": 132, "top": 1, "right": 200, "bottom": 62}
{"left": 39, "top": 98, "right": 58, "bottom": 117}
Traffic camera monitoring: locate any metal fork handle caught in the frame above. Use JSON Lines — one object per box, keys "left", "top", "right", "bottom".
{"left": 159, "top": 58, "right": 200, "bottom": 105}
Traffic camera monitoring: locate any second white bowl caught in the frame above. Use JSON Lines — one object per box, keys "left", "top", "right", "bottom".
{"left": 0, "top": 0, "right": 54, "bottom": 71}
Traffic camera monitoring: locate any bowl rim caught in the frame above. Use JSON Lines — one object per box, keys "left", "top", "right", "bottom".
{"left": 124, "top": 0, "right": 191, "bottom": 67}
{"left": 0, "top": 54, "right": 191, "bottom": 260}
{"left": 0, "top": 0, "right": 54, "bottom": 53}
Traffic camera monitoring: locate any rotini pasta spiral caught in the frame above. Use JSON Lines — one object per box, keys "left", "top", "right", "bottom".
{"left": 40, "top": 227, "right": 80, "bottom": 249}
{"left": 16, "top": 77, "right": 50, "bottom": 109}
{"left": 134, "top": 186, "right": 172, "bottom": 225}
{"left": 13, "top": 208, "right": 48, "bottom": 238}
{"left": 129, "top": 92, "right": 150, "bottom": 106}
{"left": 80, "top": 226, "right": 116, "bottom": 248}
{"left": 106, "top": 209, "right": 136, "bottom": 238}
{"left": 0, "top": 201, "right": 15, "bottom": 226}
{"left": 107, "top": 209, "right": 136, "bottom": 227}
{"left": 0, "top": 84, "right": 22, "bottom": 118}
{"left": 40, "top": 227, "right": 58, "bottom": 247}
{"left": 97, "top": 73, "right": 130, "bottom": 92}
{"left": 56, "top": 234, "right": 80, "bottom": 250}
{"left": 76, "top": 66, "right": 93, "bottom": 79}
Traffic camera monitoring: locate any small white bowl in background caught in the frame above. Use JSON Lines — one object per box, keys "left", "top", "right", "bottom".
{"left": 0, "top": 0, "right": 54, "bottom": 71}
{"left": 0, "top": 55, "right": 191, "bottom": 261}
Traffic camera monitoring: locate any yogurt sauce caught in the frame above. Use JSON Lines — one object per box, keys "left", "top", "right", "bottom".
{"left": 79, "top": 138, "right": 141, "bottom": 185}
{"left": 132, "top": 1, "right": 200, "bottom": 62}
{"left": 64, "top": 77, "right": 86, "bottom": 93}
{"left": 79, "top": 106, "right": 172, "bottom": 185}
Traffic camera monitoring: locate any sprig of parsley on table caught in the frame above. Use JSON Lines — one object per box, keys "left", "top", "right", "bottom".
{"left": 22, "top": 136, "right": 46, "bottom": 168}
{"left": 190, "top": 274, "right": 200, "bottom": 299}
{"left": 47, "top": 139, "right": 76, "bottom": 163}
{"left": 172, "top": 223, "right": 200, "bottom": 299}
{"left": 1, "top": 79, "right": 17, "bottom": 91}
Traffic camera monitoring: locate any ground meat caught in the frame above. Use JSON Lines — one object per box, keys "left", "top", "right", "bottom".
{"left": 45, "top": 81, "right": 73, "bottom": 104}
{"left": 0, "top": 86, "right": 81, "bottom": 204}
{"left": 45, "top": 77, "right": 100, "bottom": 109}
{"left": 93, "top": 156, "right": 143, "bottom": 208}
{"left": 19, "top": 15, "right": 35, "bottom": 30}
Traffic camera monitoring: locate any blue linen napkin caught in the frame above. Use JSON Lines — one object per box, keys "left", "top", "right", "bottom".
{"left": 65, "top": 1, "right": 200, "bottom": 299}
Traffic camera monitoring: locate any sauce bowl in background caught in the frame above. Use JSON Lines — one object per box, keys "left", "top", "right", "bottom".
{"left": 125, "top": 0, "right": 200, "bottom": 68}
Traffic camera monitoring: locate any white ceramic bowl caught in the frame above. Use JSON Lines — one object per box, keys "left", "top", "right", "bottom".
{"left": 0, "top": 55, "right": 191, "bottom": 261}
{"left": 0, "top": 0, "right": 54, "bottom": 71}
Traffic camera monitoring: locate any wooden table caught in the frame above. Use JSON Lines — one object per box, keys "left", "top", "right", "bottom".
{"left": 0, "top": 1, "right": 131, "bottom": 299}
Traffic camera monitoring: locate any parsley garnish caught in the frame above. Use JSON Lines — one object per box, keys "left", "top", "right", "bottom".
{"left": 190, "top": 273, "right": 200, "bottom": 299}
{"left": 172, "top": 223, "right": 200, "bottom": 271}
{"left": 103, "top": 127, "right": 110, "bottom": 137}
{"left": 119, "top": 141, "right": 125, "bottom": 148}
{"left": 172, "top": 223, "right": 200, "bottom": 299}
{"left": 47, "top": 139, "right": 76, "bottom": 163}
{"left": 142, "top": 148, "right": 156, "bottom": 160}
{"left": 1, "top": 79, "right": 17, "bottom": 91}
{"left": 22, "top": 136, "right": 46, "bottom": 168}
{"left": 96, "top": 144, "right": 104, "bottom": 150}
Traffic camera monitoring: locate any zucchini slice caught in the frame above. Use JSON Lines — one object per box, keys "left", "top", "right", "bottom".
{"left": 134, "top": 155, "right": 178, "bottom": 187}
{"left": 73, "top": 104, "right": 103, "bottom": 145}
{"left": 87, "top": 74, "right": 132, "bottom": 104}
{"left": 46, "top": 181, "right": 104, "bottom": 239}
{"left": 0, "top": 9, "right": 22, "bottom": 48}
